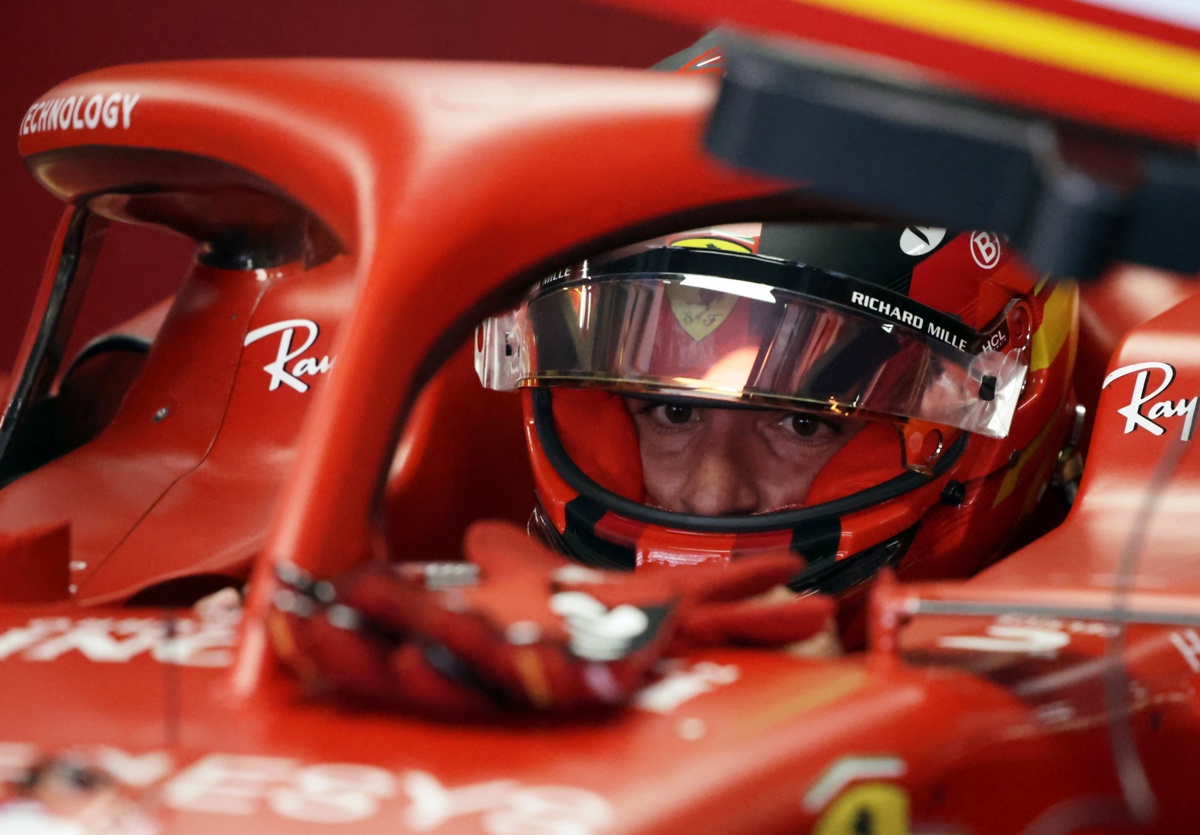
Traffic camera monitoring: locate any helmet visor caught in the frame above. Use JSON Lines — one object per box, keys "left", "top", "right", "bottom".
{"left": 478, "top": 272, "right": 1025, "bottom": 438}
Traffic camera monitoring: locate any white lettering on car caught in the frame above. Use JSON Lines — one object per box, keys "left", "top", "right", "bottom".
{"left": 935, "top": 616, "right": 1122, "bottom": 658}
{"left": 402, "top": 770, "right": 614, "bottom": 835}
{"left": 20, "top": 92, "right": 140, "bottom": 136}
{"left": 1102, "top": 361, "right": 1199, "bottom": 441}
{"left": 1169, "top": 629, "right": 1200, "bottom": 673}
{"left": 94, "top": 747, "right": 174, "bottom": 788}
{"left": 632, "top": 661, "right": 739, "bottom": 713}
{"left": 243, "top": 319, "right": 333, "bottom": 393}
{"left": 936, "top": 624, "right": 1071, "bottom": 656}
{"left": 0, "top": 744, "right": 616, "bottom": 831}
{"left": 166, "top": 754, "right": 298, "bottom": 815}
{"left": 271, "top": 763, "right": 396, "bottom": 823}
{"left": 0, "top": 616, "right": 237, "bottom": 667}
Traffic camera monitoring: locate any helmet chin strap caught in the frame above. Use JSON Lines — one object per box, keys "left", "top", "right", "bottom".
{"left": 787, "top": 525, "right": 919, "bottom": 595}
{"left": 530, "top": 499, "right": 637, "bottom": 571}
{"left": 533, "top": 486, "right": 923, "bottom": 597}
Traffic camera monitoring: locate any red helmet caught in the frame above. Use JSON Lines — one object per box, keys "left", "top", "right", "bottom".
{"left": 477, "top": 223, "right": 1078, "bottom": 630}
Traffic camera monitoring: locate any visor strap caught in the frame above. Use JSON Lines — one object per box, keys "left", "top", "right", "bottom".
{"left": 577, "top": 247, "right": 981, "bottom": 351}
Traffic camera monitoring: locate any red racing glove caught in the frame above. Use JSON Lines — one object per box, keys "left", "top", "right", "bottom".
{"left": 269, "top": 520, "right": 834, "bottom": 717}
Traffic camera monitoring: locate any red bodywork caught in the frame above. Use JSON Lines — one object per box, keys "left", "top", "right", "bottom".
{"left": 2, "top": 2, "right": 1200, "bottom": 831}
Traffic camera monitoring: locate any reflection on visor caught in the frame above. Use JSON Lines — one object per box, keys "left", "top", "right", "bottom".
{"left": 477, "top": 274, "right": 1026, "bottom": 438}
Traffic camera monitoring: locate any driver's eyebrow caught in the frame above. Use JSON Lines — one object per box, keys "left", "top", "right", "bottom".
{"left": 623, "top": 393, "right": 770, "bottom": 412}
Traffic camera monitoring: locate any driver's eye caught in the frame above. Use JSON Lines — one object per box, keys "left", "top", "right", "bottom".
{"left": 664, "top": 404, "right": 693, "bottom": 424}
{"left": 790, "top": 415, "right": 822, "bottom": 437}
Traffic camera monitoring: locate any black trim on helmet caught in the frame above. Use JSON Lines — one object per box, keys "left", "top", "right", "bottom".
{"left": 757, "top": 224, "right": 953, "bottom": 295}
{"left": 532, "top": 499, "right": 639, "bottom": 570}
{"left": 541, "top": 456, "right": 914, "bottom": 596}
{"left": 553, "top": 247, "right": 982, "bottom": 352}
{"left": 536, "top": 489, "right": 916, "bottom": 595}
{"left": 532, "top": 387, "right": 967, "bottom": 535}
{"left": 789, "top": 524, "right": 918, "bottom": 595}
{"left": 791, "top": 515, "right": 841, "bottom": 564}
{"left": 565, "top": 496, "right": 638, "bottom": 570}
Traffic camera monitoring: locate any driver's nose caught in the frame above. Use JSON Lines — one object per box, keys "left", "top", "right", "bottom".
{"left": 676, "top": 419, "right": 760, "bottom": 517}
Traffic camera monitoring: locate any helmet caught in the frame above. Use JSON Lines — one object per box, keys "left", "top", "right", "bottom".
{"left": 476, "top": 223, "right": 1078, "bottom": 631}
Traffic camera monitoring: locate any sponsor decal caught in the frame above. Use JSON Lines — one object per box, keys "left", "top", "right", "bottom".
{"left": 1102, "top": 361, "right": 1198, "bottom": 441}
{"left": 805, "top": 756, "right": 910, "bottom": 835}
{"left": 20, "top": 93, "right": 140, "bottom": 136}
{"left": 632, "top": 661, "right": 740, "bottom": 713}
{"left": 0, "top": 745, "right": 614, "bottom": 832}
{"left": 979, "top": 326, "right": 1010, "bottom": 353}
{"left": 667, "top": 285, "right": 739, "bottom": 341}
{"left": 970, "top": 231, "right": 1003, "bottom": 268}
{"left": 849, "top": 291, "right": 925, "bottom": 331}
{"left": 668, "top": 236, "right": 754, "bottom": 254}
{"left": 0, "top": 614, "right": 237, "bottom": 667}
{"left": 848, "top": 291, "right": 970, "bottom": 351}
{"left": 937, "top": 624, "right": 1071, "bottom": 655}
{"left": 1169, "top": 629, "right": 1200, "bottom": 673}
{"left": 1035, "top": 701, "right": 1076, "bottom": 725}
{"left": 243, "top": 319, "right": 333, "bottom": 393}
{"left": 935, "top": 615, "right": 1117, "bottom": 657}
{"left": 898, "top": 226, "right": 946, "bottom": 256}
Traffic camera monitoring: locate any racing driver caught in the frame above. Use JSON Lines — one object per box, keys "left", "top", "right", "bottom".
{"left": 271, "top": 221, "right": 1078, "bottom": 717}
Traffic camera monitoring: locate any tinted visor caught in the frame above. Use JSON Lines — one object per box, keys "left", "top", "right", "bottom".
{"left": 478, "top": 267, "right": 1025, "bottom": 438}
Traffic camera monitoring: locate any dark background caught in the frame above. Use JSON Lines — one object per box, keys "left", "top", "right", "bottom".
{"left": 0, "top": 0, "right": 701, "bottom": 371}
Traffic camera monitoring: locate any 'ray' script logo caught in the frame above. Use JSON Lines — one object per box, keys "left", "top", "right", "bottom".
{"left": 243, "top": 319, "right": 332, "bottom": 393}
{"left": 1102, "top": 361, "right": 1198, "bottom": 441}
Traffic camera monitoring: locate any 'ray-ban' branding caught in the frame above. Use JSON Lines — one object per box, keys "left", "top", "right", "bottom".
{"left": 243, "top": 319, "right": 333, "bottom": 393}
{"left": 1102, "top": 361, "right": 1198, "bottom": 441}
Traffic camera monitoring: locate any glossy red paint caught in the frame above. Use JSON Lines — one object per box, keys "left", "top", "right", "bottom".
{"left": 0, "top": 604, "right": 1141, "bottom": 834}
{"left": 1076, "top": 267, "right": 1198, "bottom": 449}
{"left": 868, "top": 290, "right": 1200, "bottom": 826}
{"left": 2, "top": 18, "right": 1200, "bottom": 835}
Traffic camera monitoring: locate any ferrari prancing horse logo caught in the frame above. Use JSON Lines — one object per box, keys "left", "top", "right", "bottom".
{"left": 665, "top": 236, "right": 752, "bottom": 341}
{"left": 667, "top": 285, "right": 738, "bottom": 342}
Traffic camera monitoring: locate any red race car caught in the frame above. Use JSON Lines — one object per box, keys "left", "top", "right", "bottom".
{"left": 0, "top": 0, "right": 1199, "bottom": 831}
